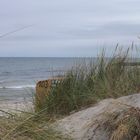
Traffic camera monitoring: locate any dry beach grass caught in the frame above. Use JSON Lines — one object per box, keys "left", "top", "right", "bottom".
{"left": 102, "top": 107, "right": 140, "bottom": 140}
{"left": 1, "top": 47, "right": 140, "bottom": 139}
{"left": 0, "top": 110, "right": 70, "bottom": 140}
{"left": 35, "top": 47, "right": 140, "bottom": 115}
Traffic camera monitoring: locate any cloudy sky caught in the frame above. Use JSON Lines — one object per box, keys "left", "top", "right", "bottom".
{"left": 0, "top": 0, "right": 140, "bottom": 57}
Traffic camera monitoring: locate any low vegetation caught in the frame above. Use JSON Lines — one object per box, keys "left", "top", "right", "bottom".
{"left": 0, "top": 110, "right": 70, "bottom": 140}
{"left": 102, "top": 107, "right": 140, "bottom": 140}
{"left": 1, "top": 47, "right": 140, "bottom": 139}
{"left": 35, "top": 47, "right": 140, "bottom": 115}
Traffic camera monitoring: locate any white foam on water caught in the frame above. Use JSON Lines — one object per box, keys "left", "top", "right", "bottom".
{"left": 0, "top": 85, "right": 36, "bottom": 89}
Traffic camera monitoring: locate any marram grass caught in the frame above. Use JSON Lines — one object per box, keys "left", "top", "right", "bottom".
{"left": 0, "top": 109, "right": 70, "bottom": 140}
{"left": 1, "top": 47, "right": 140, "bottom": 140}
{"left": 35, "top": 47, "right": 140, "bottom": 115}
{"left": 102, "top": 107, "right": 140, "bottom": 140}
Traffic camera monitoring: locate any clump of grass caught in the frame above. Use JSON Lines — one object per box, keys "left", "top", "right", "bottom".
{"left": 102, "top": 107, "right": 140, "bottom": 140}
{"left": 2, "top": 47, "right": 140, "bottom": 140}
{"left": 35, "top": 47, "right": 140, "bottom": 115}
{"left": 0, "top": 109, "right": 70, "bottom": 140}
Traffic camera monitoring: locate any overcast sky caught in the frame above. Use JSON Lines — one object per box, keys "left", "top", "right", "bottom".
{"left": 0, "top": 0, "right": 140, "bottom": 57}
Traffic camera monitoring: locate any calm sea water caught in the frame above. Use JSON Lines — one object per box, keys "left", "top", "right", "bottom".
{"left": 0, "top": 57, "right": 92, "bottom": 103}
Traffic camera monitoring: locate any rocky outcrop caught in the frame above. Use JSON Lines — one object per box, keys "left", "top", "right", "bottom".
{"left": 54, "top": 93, "right": 140, "bottom": 140}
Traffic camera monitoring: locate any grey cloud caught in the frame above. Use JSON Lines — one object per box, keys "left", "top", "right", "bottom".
{"left": 0, "top": 0, "right": 140, "bottom": 56}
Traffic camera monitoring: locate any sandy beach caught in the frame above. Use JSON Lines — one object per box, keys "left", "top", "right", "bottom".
{"left": 0, "top": 87, "right": 34, "bottom": 116}
{"left": 0, "top": 100, "right": 33, "bottom": 116}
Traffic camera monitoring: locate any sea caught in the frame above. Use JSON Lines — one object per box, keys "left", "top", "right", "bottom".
{"left": 0, "top": 57, "right": 92, "bottom": 105}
